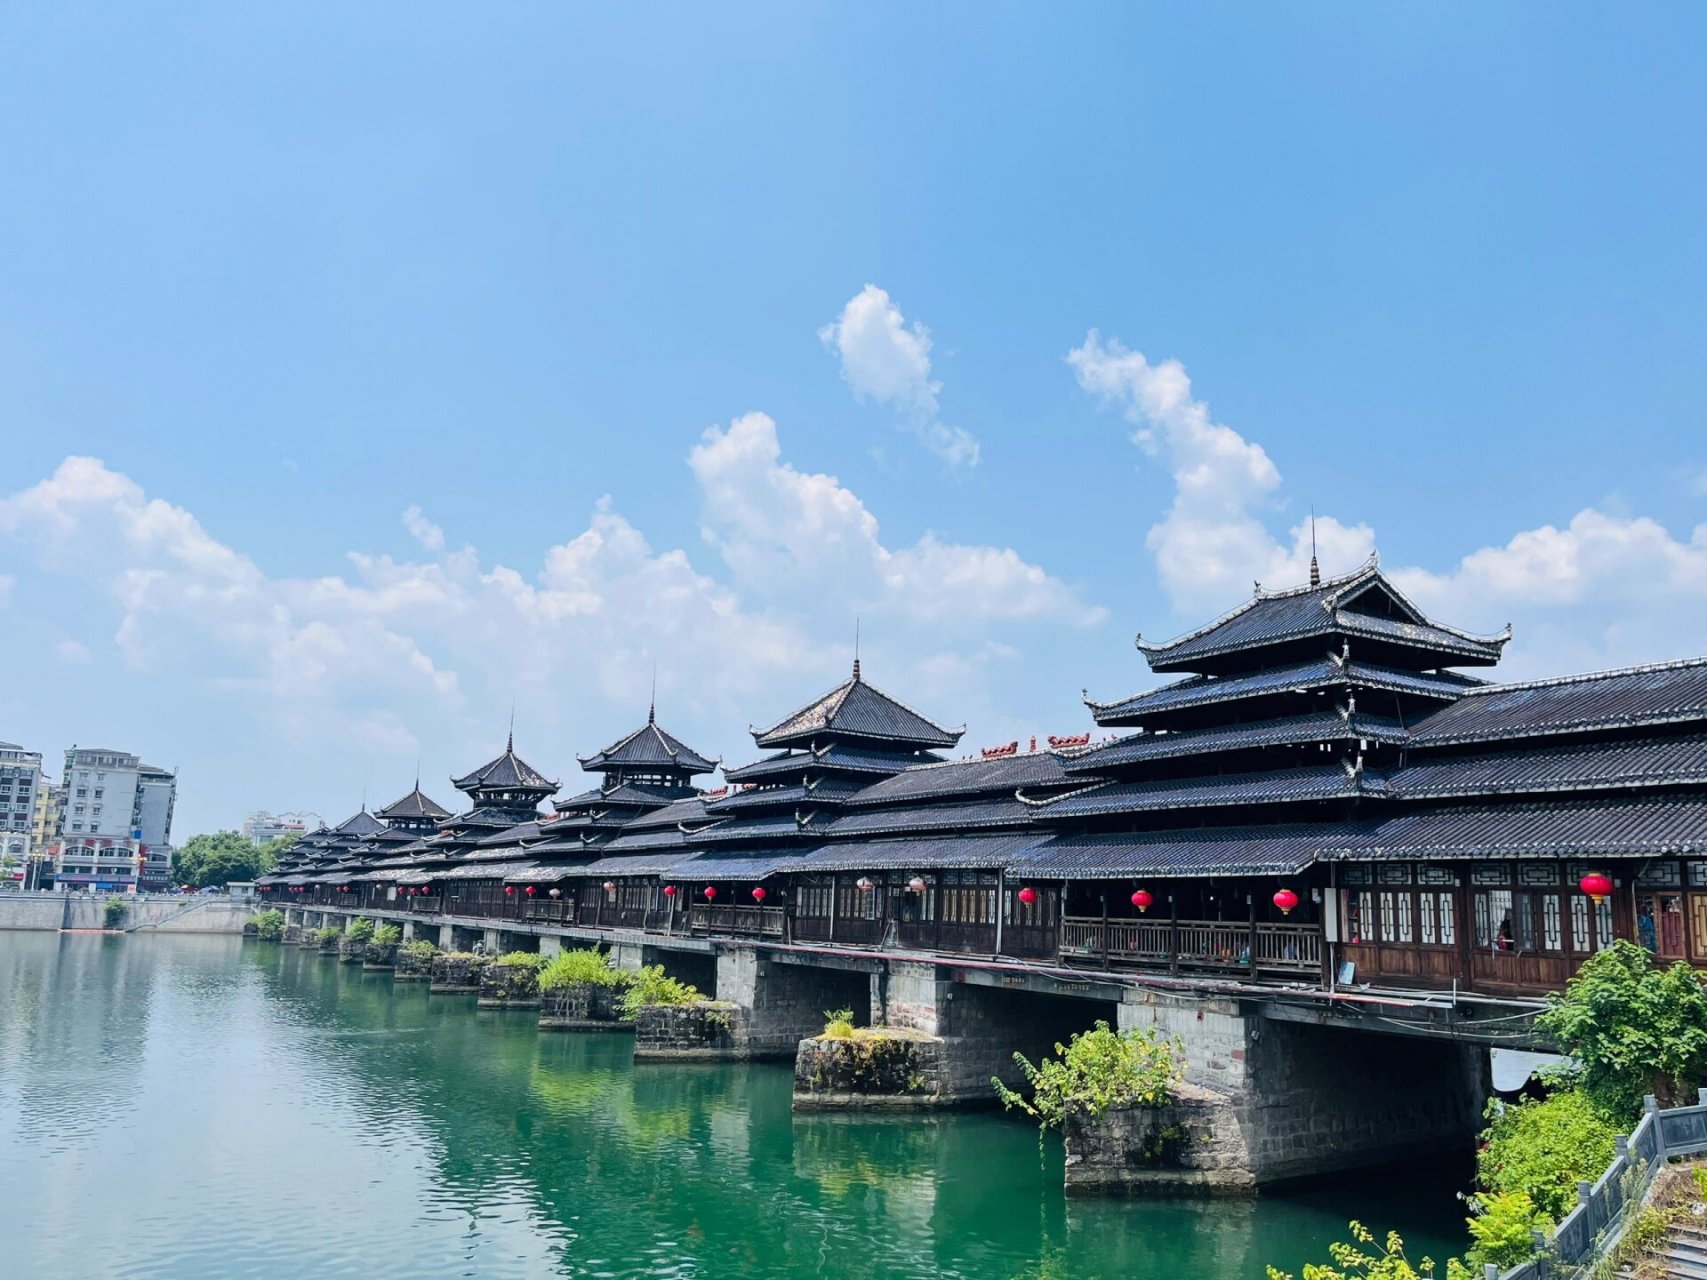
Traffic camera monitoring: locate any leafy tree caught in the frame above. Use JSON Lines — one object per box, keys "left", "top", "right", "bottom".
{"left": 1475, "top": 1090, "right": 1618, "bottom": 1220}
{"left": 1267, "top": 1222, "right": 1471, "bottom": 1280}
{"left": 1463, "top": 1192, "right": 1546, "bottom": 1271}
{"left": 1535, "top": 940, "right": 1707, "bottom": 1119}
{"left": 994, "top": 1021, "right": 1180, "bottom": 1131}
{"left": 172, "top": 830, "right": 280, "bottom": 888}
{"left": 539, "top": 948, "right": 627, "bottom": 991}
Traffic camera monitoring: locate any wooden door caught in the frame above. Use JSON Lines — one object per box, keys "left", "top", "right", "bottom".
{"left": 1635, "top": 890, "right": 1686, "bottom": 960}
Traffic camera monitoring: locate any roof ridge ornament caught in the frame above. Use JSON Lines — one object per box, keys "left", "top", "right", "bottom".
{"left": 1309, "top": 508, "right": 1320, "bottom": 589}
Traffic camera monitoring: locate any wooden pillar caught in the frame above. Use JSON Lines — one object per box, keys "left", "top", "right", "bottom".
{"left": 1100, "top": 887, "right": 1110, "bottom": 971}
{"left": 1248, "top": 893, "right": 1259, "bottom": 978}
{"left": 1169, "top": 893, "right": 1180, "bottom": 977}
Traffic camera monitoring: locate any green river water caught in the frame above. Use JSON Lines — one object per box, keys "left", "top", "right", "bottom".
{"left": 0, "top": 933, "right": 1470, "bottom": 1279}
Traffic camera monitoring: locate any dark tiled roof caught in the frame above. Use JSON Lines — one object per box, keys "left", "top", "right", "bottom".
{"left": 753, "top": 670, "right": 963, "bottom": 749}
{"left": 794, "top": 834, "right": 1044, "bottom": 872}
{"left": 698, "top": 813, "right": 823, "bottom": 844}
{"left": 601, "top": 827, "right": 699, "bottom": 853}
{"left": 376, "top": 785, "right": 452, "bottom": 821}
{"left": 473, "top": 821, "right": 546, "bottom": 848}
{"left": 724, "top": 745, "right": 940, "bottom": 784}
{"left": 437, "top": 859, "right": 542, "bottom": 881}
{"left": 1408, "top": 658, "right": 1707, "bottom": 747}
{"left": 1136, "top": 562, "right": 1507, "bottom": 672}
{"left": 845, "top": 752, "right": 1070, "bottom": 805}
{"left": 827, "top": 797, "right": 1036, "bottom": 837}
{"left": 570, "top": 851, "right": 703, "bottom": 877}
{"left": 333, "top": 809, "right": 387, "bottom": 837}
{"left": 1036, "top": 766, "right": 1386, "bottom": 820}
{"left": 1392, "top": 733, "right": 1707, "bottom": 799}
{"left": 1061, "top": 713, "right": 1409, "bottom": 774}
{"left": 552, "top": 782, "right": 685, "bottom": 812}
{"left": 1016, "top": 827, "right": 1324, "bottom": 879}
{"left": 1332, "top": 797, "right": 1707, "bottom": 861}
{"left": 1089, "top": 660, "right": 1482, "bottom": 725}
{"left": 679, "top": 852, "right": 801, "bottom": 880}
{"left": 704, "top": 778, "right": 864, "bottom": 814}
{"left": 618, "top": 796, "right": 712, "bottom": 832}
{"left": 451, "top": 738, "right": 559, "bottom": 793}
{"left": 578, "top": 715, "right": 716, "bottom": 775}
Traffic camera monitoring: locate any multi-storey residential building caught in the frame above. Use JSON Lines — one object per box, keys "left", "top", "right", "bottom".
{"left": 0, "top": 742, "right": 43, "bottom": 879}
{"left": 52, "top": 746, "right": 178, "bottom": 891}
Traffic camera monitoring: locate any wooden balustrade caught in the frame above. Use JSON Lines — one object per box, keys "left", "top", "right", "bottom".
{"left": 686, "top": 904, "right": 786, "bottom": 938}
{"left": 1059, "top": 916, "right": 1320, "bottom": 977}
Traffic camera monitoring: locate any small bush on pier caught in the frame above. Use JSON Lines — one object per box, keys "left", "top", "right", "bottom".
{"left": 994, "top": 1021, "right": 1181, "bottom": 1131}
{"left": 103, "top": 898, "right": 128, "bottom": 928}
{"left": 1535, "top": 939, "right": 1707, "bottom": 1119}
{"left": 370, "top": 924, "right": 401, "bottom": 947}
{"left": 313, "top": 926, "right": 343, "bottom": 945}
{"left": 494, "top": 951, "right": 545, "bottom": 970}
{"left": 1267, "top": 1221, "right": 1471, "bottom": 1279}
{"left": 821, "top": 1008, "right": 858, "bottom": 1039}
{"left": 399, "top": 939, "right": 439, "bottom": 961}
{"left": 250, "top": 909, "right": 285, "bottom": 941}
{"left": 346, "top": 918, "right": 375, "bottom": 943}
{"left": 538, "top": 947, "right": 625, "bottom": 991}
{"left": 618, "top": 965, "right": 703, "bottom": 1020}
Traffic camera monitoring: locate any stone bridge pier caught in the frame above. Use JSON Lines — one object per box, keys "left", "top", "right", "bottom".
{"left": 1075, "top": 989, "right": 1489, "bottom": 1193}
{"left": 717, "top": 950, "right": 873, "bottom": 1060}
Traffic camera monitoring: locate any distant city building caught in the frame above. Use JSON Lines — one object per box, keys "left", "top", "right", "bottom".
{"left": 240, "top": 811, "right": 322, "bottom": 846}
{"left": 52, "top": 746, "right": 177, "bottom": 892}
{"left": 0, "top": 742, "right": 43, "bottom": 877}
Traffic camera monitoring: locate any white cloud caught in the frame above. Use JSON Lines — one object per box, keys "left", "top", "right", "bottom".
{"left": 1070, "top": 328, "right": 1707, "bottom": 676}
{"left": 0, "top": 574, "right": 12, "bottom": 607}
{"left": 401, "top": 505, "right": 446, "bottom": 553}
{"left": 821, "top": 284, "right": 980, "bottom": 468}
{"left": 54, "top": 639, "right": 91, "bottom": 664}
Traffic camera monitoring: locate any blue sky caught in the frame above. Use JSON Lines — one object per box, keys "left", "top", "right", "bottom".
{"left": 2, "top": 4, "right": 1705, "bottom": 837}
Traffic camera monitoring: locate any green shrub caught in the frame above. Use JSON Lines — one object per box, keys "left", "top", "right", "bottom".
{"left": 1267, "top": 1221, "right": 1471, "bottom": 1280}
{"left": 399, "top": 939, "right": 439, "bottom": 961}
{"left": 994, "top": 1021, "right": 1181, "bottom": 1131}
{"left": 539, "top": 948, "right": 626, "bottom": 991}
{"left": 103, "top": 898, "right": 128, "bottom": 928}
{"left": 618, "top": 965, "right": 703, "bottom": 1019}
{"left": 370, "top": 923, "right": 401, "bottom": 946}
{"left": 1477, "top": 1090, "right": 1619, "bottom": 1220}
{"left": 252, "top": 908, "right": 285, "bottom": 941}
{"left": 313, "top": 926, "right": 343, "bottom": 944}
{"left": 1464, "top": 1191, "right": 1544, "bottom": 1271}
{"left": 346, "top": 918, "right": 375, "bottom": 942}
{"left": 1536, "top": 939, "right": 1707, "bottom": 1119}
{"left": 494, "top": 951, "right": 546, "bottom": 970}
{"left": 822, "top": 1007, "right": 857, "bottom": 1039}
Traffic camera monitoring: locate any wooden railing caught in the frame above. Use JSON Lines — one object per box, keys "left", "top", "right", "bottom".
{"left": 1058, "top": 916, "right": 1320, "bottom": 977}
{"left": 687, "top": 904, "right": 786, "bottom": 938}
{"left": 524, "top": 899, "right": 574, "bottom": 924}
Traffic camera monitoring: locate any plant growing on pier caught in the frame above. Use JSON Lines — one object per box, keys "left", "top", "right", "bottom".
{"left": 251, "top": 909, "right": 285, "bottom": 940}
{"left": 822, "top": 1008, "right": 857, "bottom": 1039}
{"left": 538, "top": 947, "right": 627, "bottom": 990}
{"left": 494, "top": 951, "right": 545, "bottom": 969}
{"left": 617, "top": 965, "right": 703, "bottom": 1020}
{"left": 1475, "top": 1089, "right": 1618, "bottom": 1220}
{"left": 346, "top": 918, "right": 375, "bottom": 943}
{"left": 314, "top": 926, "right": 343, "bottom": 944}
{"left": 1535, "top": 940, "right": 1707, "bottom": 1120}
{"left": 103, "top": 897, "right": 128, "bottom": 928}
{"left": 370, "top": 924, "right": 401, "bottom": 946}
{"left": 399, "top": 940, "right": 439, "bottom": 961}
{"left": 993, "top": 1021, "right": 1180, "bottom": 1131}
{"left": 1266, "top": 1221, "right": 1471, "bottom": 1280}
{"left": 1463, "top": 1191, "right": 1545, "bottom": 1271}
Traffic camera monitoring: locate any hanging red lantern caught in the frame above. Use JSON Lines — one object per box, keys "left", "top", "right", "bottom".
{"left": 751, "top": 886, "right": 767, "bottom": 902}
{"left": 504, "top": 885, "right": 515, "bottom": 895}
{"left": 1273, "top": 888, "right": 1299, "bottom": 917}
{"left": 703, "top": 886, "right": 717, "bottom": 900}
{"left": 855, "top": 876, "right": 875, "bottom": 892}
{"left": 1579, "top": 872, "right": 1613, "bottom": 905}
{"left": 1017, "top": 886, "right": 1038, "bottom": 906}
{"left": 662, "top": 885, "right": 677, "bottom": 898}
{"left": 908, "top": 876, "right": 927, "bottom": 894}
{"left": 602, "top": 880, "right": 616, "bottom": 893}
{"left": 525, "top": 886, "right": 536, "bottom": 896}
{"left": 1131, "top": 889, "right": 1153, "bottom": 913}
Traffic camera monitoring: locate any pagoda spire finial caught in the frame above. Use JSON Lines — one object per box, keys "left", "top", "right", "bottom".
{"left": 1309, "top": 507, "right": 1321, "bottom": 588}
{"left": 507, "top": 702, "right": 515, "bottom": 753}
{"left": 853, "top": 619, "right": 861, "bottom": 681}
{"left": 649, "top": 665, "right": 657, "bottom": 724}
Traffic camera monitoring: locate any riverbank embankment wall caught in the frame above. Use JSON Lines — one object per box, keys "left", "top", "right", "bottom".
{"left": 0, "top": 894, "right": 250, "bottom": 933}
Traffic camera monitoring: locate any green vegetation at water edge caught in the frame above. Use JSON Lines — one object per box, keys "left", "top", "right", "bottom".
{"left": 538, "top": 947, "right": 626, "bottom": 990}
{"left": 346, "top": 918, "right": 375, "bottom": 943}
{"left": 313, "top": 926, "right": 343, "bottom": 945}
{"left": 171, "top": 830, "right": 294, "bottom": 889}
{"left": 1268, "top": 1221, "right": 1472, "bottom": 1279}
{"left": 247, "top": 908, "right": 285, "bottom": 940}
{"left": 493, "top": 950, "right": 546, "bottom": 969}
{"left": 617, "top": 965, "right": 703, "bottom": 1019}
{"left": 994, "top": 1021, "right": 1181, "bottom": 1131}
{"left": 370, "top": 924, "right": 401, "bottom": 947}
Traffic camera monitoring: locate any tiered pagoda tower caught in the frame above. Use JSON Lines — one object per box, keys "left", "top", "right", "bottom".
{"left": 375, "top": 782, "right": 452, "bottom": 835}
{"left": 439, "top": 733, "right": 559, "bottom": 842}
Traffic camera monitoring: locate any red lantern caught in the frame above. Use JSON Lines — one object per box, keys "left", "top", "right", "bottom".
{"left": 1017, "top": 886, "right": 1038, "bottom": 906}
{"left": 504, "top": 885, "right": 515, "bottom": 896}
{"left": 525, "top": 886, "right": 536, "bottom": 896}
{"left": 1273, "top": 888, "right": 1299, "bottom": 917}
{"left": 1579, "top": 872, "right": 1613, "bottom": 905}
{"left": 751, "top": 886, "right": 767, "bottom": 902}
{"left": 1131, "top": 889, "right": 1153, "bottom": 914}
{"left": 855, "top": 876, "right": 875, "bottom": 892}
{"left": 908, "top": 876, "right": 927, "bottom": 894}
{"left": 662, "top": 885, "right": 676, "bottom": 898}
{"left": 602, "top": 881, "right": 616, "bottom": 894}
{"left": 703, "top": 886, "right": 717, "bottom": 901}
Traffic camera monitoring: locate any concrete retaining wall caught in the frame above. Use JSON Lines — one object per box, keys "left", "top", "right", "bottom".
{"left": 0, "top": 894, "right": 250, "bottom": 933}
